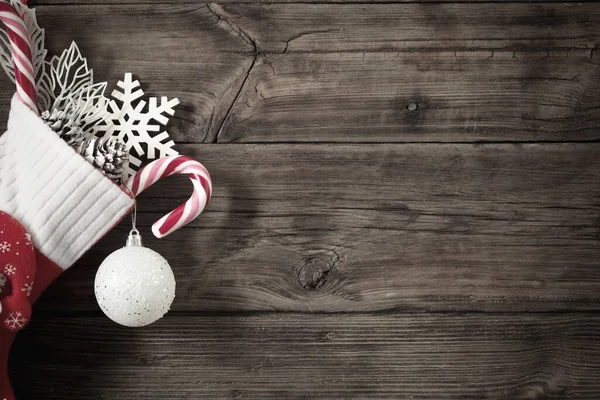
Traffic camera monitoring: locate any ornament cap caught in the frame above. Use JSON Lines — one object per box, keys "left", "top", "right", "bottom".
{"left": 125, "top": 229, "right": 143, "bottom": 247}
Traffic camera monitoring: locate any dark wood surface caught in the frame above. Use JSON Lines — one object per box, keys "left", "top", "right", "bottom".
{"left": 38, "top": 143, "right": 600, "bottom": 313}
{"left": 3, "top": 1, "right": 600, "bottom": 399}
{"left": 10, "top": 314, "right": 600, "bottom": 399}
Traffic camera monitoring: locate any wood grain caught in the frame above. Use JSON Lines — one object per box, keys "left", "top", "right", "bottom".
{"left": 217, "top": 51, "right": 600, "bottom": 143}
{"left": 206, "top": 3, "right": 600, "bottom": 53}
{"left": 10, "top": 313, "right": 600, "bottom": 399}
{"left": 2, "top": 4, "right": 599, "bottom": 143}
{"left": 33, "top": 143, "right": 600, "bottom": 313}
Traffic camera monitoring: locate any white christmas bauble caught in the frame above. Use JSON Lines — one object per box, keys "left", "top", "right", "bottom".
{"left": 95, "top": 246, "right": 176, "bottom": 327}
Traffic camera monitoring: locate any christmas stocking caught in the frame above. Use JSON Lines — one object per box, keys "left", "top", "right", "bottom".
{"left": 0, "top": 95, "right": 135, "bottom": 399}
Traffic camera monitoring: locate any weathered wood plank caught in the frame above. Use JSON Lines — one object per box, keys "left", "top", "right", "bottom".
{"left": 217, "top": 52, "right": 600, "bottom": 143}
{"left": 10, "top": 314, "right": 600, "bottom": 399}
{"left": 4, "top": 51, "right": 598, "bottom": 144}
{"left": 37, "top": 5, "right": 253, "bottom": 57}
{"left": 31, "top": 2, "right": 599, "bottom": 53}
{"left": 35, "top": 143, "right": 600, "bottom": 313}
{"left": 206, "top": 3, "right": 600, "bottom": 53}
{"left": 2, "top": 4, "right": 599, "bottom": 143}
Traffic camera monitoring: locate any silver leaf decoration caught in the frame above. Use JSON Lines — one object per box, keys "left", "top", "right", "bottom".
{"left": 37, "top": 42, "right": 110, "bottom": 136}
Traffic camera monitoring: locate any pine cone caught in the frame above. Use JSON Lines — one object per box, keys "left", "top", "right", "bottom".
{"left": 42, "top": 110, "right": 129, "bottom": 184}
{"left": 75, "top": 137, "right": 129, "bottom": 184}
{"left": 41, "top": 110, "right": 85, "bottom": 147}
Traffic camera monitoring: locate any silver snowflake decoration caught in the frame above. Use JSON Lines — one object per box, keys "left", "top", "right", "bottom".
{"left": 4, "top": 264, "right": 15, "bottom": 275}
{"left": 5, "top": 311, "right": 27, "bottom": 331}
{"left": 0, "top": 242, "right": 10, "bottom": 253}
{"left": 98, "top": 73, "right": 179, "bottom": 178}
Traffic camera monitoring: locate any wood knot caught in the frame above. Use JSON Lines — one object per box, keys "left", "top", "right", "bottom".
{"left": 406, "top": 102, "right": 418, "bottom": 111}
{"left": 298, "top": 256, "right": 334, "bottom": 290}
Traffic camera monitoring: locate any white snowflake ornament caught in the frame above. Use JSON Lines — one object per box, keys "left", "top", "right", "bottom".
{"left": 98, "top": 73, "right": 180, "bottom": 178}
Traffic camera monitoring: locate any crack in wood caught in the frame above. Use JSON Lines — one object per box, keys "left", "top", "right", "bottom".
{"left": 206, "top": 3, "right": 257, "bottom": 53}
{"left": 213, "top": 54, "right": 258, "bottom": 143}
{"left": 589, "top": 44, "right": 598, "bottom": 63}
{"left": 282, "top": 29, "right": 343, "bottom": 54}
{"left": 205, "top": 3, "right": 260, "bottom": 143}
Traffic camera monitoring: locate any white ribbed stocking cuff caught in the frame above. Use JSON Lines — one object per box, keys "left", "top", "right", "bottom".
{"left": 0, "top": 95, "right": 134, "bottom": 269}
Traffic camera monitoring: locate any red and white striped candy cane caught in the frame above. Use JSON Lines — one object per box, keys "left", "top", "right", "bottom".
{"left": 0, "top": 0, "right": 38, "bottom": 113}
{"left": 125, "top": 155, "right": 212, "bottom": 238}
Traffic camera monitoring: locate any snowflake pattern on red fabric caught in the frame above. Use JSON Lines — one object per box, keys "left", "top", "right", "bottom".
{"left": 21, "top": 279, "right": 33, "bottom": 297}
{"left": 0, "top": 212, "right": 36, "bottom": 332}
{"left": 4, "top": 311, "right": 26, "bottom": 330}
{"left": 3, "top": 264, "right": 14, "bottom": 275}
{"left": 24, "top": 233, "right": 32, "bottom": 247}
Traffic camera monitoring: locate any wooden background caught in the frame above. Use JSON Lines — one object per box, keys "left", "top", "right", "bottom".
{"left": 4, "top": 0, "right": 600, "bottom": 398}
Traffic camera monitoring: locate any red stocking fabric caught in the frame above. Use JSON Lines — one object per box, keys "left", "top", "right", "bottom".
{"left": 0, "top": 212, "right": 64, "bottom": 400}
{"left": 0, "top": 212, "right": 36, "bottom": 332}
{"left": 0, "top": 211, "right": 36, "bottom": 399}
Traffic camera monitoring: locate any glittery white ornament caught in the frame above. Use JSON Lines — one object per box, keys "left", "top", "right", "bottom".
{"left": 94, "top": 230, "right": 175, "bottom": 327}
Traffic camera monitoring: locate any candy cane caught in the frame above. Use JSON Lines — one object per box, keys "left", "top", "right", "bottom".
{"left": 125, "top": 155, "right": 212, "bottom": 238}
{"left": 0, "top": 1, "right": 37, "bottom": 113}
